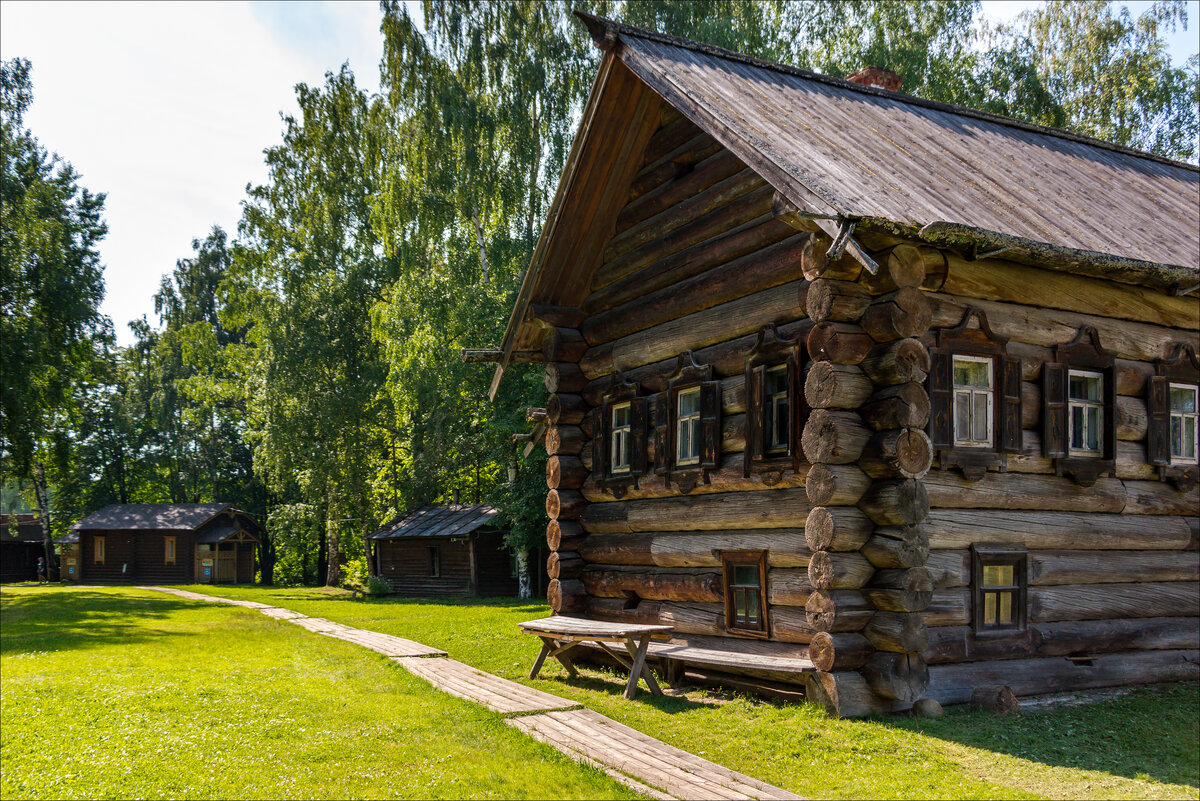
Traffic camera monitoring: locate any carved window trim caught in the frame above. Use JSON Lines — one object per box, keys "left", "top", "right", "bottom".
{"left": 596, "top": 371, "right": 648, "bottom": 498}
{"left": 743, "top": 324, "right": 807, "bottom": 484}
{"left": 928, "top": 308, "right": 1022, "bottom": 481}
{"left": 654, "top": 352, "right": 721, "bottom": 494}
{"left": 971, "top": 544, "right": 1027, "bottom": 637}
{"left": 1150, "top": 342, "right": 1200, "bottom": 492}
{"left": 721, "top": 549, "right": 769, "bottom": 638}
{"left": 1042, "top": 326, "right": 1116, "bottom": 487}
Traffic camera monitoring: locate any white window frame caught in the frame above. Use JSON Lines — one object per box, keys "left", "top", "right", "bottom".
{"left": 610, "top": 402, "right": 631, "bottom": 475}
{"left": 765, "top": 365, "right": 789, "bottom": 454}
{"left": 952, "top": 355, "right": 993, "bottom": 448}
{"left": 676, "top": 386, "right": 701, "bottom": 467}
{"left": 1169, "top": 382, "right": 1199, "bottom": 465}
{"left": 1067, "top": 369, "right": 1105, "bottom": 457}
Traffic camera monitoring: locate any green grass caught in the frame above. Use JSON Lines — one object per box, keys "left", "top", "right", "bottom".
{"left": 0, "top": 585, "right": 639, "bottom": 801}
{"left": 170, "top": 584, "right": 1200, "bottom": 801}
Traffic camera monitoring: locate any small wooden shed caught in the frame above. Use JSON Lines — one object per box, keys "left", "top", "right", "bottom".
{"left": 0, "top": 514, "right": 48, "bottom": 583}
{"left": 65, "top": 503, "right": 262, "bottom": 584}
{"left": 368, "top": 504, "right": 534, "bottom": 597}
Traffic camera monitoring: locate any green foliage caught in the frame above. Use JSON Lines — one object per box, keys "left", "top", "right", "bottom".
{"left": 365, "top": 575, "right": 392, "bottom": 595}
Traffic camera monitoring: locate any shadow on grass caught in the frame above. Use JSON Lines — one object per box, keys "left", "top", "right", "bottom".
{"left": 0, "top": 588, "right": 198, "bottom": 656}
{"left": 880, "top": 683, "right": 1199, "bottom": 791}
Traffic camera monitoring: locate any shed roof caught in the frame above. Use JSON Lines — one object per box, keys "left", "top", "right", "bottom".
{"left": 195, "top": 520, "right": 261, "bottom": 544}
{"left": 70, "top": 503, "right": 238, "bottom": 531}
{"left": 367, "top": 504, "right": 500, "bottom": 540}
{"left": 0, "top": 514, "right": 44, "bottom": 544}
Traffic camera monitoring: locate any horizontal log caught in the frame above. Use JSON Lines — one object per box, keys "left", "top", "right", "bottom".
{"left": 581, "top": 453, "right": 805, "bottom": 503}
{"left": 1030, "top": 550, "right": 1200, "bottom": 586}
{"left": 805, "top": 362, "right": 873, "bottom": 409}
{"left": 641, "top": 113, "right": 699, "bottom": 164}
{"left": 809, "top": 632, "right": 873, "bottom": 672}
{"left": 940, "top": 252, "right": 1200, "bottom": 331}
{"left": 547, "top": 551, "right": 583, "bottom": 580}
{"left": 546, "top": 520, "right": 585, "bottom": 552}
{"left": 924, "top": 648, "right": 1200, "bottom": 706}
{"left": 806, "top": 590, "right": 874, "bottom": 632}
{"left": 547, "top": 455, "right": 588, "bottom": 490}
{"left": 588, "top": 597, "right": 726, "bottom": 637}
{"left": 766, "top": 567, "right": 814, "bottom": 606}
{"left": 859, "top": 428, "right": 933, "bottom": 480}
{"left": 526, "top": 303, "right": 586, "bottom": 329}
{"left": 580, "top": 280, "right": 806, "bottom": 378}
{"left": 804, "top": 464, "right": 871, "bottom": 507}
{"left": 925, "top": 471, "right": 1126, "bottom": 513}
{"left": 861, "top": 651, "right": 929, "bottom": 702}
{"left": 864, "top": 611, "right": 929, "bottom": 653}
{"left": 861, "top": 526, "right": 930, "bottom": 569}
{"left": 545, "top": 425, "right": 586, "bottom": 457}
{"left": 546, "top": 393, "right": 588, "bottom": 425}
{"left": 922, "top": 588, "right": 971, "bottom": 626}
{"left": 807, "top": 322, "right": 874, "bottom": 364}
{"left": 807, "top": 278, "right": 871, "bottom": 323}
{"left": 809, "top": 551, "right": 875, "bottom": 590}
{"left": 924, "top": 617, "right": 1200, "bottom": 665}
{"left": 926, "top": 509, "right": 1194, "bottom": 550}
{"left": 580, "top": 530, "right": 811, "bottom": 568}
{"left": 545, "top": 362, "right": 587, "bottom": 394}
{"left": 860, "top": 338, "right": 930, "bottom": 386}
{"left": 771, "top": 604, "right": 818, "bottom": 643}
{"left": 860, "top": 382, "right": 929, "bottom": 431}
{"left": 1008, "top": 433, "right": 1156, "bottom": 481}
{"left": 859, "top": 244, "right": 928, "bottom": 294}
{"left": 546, "top": 489, "right": 586, "bottom": 521}
{"left": 797, "top": 231, "right": 864, "bottom": 282}
{"left": 461, "top": 348, "right": 503, "bottom": 363}
{"left": 860, "top": 287, "right": 932, "bottom": 343}
{"left": 805, "top": 670, "right": 895, "bottom": 718}
{"left": 541, "top": 327, "right": 587, "bottom": 362}
{"left": 1122, "top": 480, "right": 1199, "bottom": 516}
{"left": 547, "top": 578, "right": 587, "bottom": 614}
{"left": 581, "top": 565, "right": 723, "bottom": 603}
{"left": 1030, "top": 581, "right": 1200, "bottom": 622}
{"left": 802, "top": 409, "right": 871, "bottom": 464}
{"left": 580, "top": 486, "right": 812, "bottom": 533}
{"left": 925, "top": 550, "right": 970, "bottom": 588}
{"left": 1019, "top": 382, "right": 1147, "bottom": 440}
{"left": 617, "top": 148, "right": 746, "bottom": 232}
{"left": 804, "top": 506, "right": 874, "bottom": 552}
{"left": 858, "top": 478, "right": 930, "bottom": 526}
{"left": 865, "top": 567, "right": 934, "bottom": 612}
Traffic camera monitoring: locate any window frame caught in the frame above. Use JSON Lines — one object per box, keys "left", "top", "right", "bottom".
{"left": 610, "top": 401, "right": 632, "bottom": 475}
{"left": 675, "top": 386, "right": 702, "bottom": 467}
{"left": 971, "top": 545, "right": 1027, "bottom": 637}
{"left": 764, "top": 364, "right": 790, "bottom": 455}
{"left": 1067, "top": 369, "right": 1105, "bottom": 458}
{"left": 428, "top": 545, "right": 441, "bottom": 578}
{"left": 94, "top": 535, "right": 106, "bottom": 565}
{"left": 1169, "top": 382, "right": 1199, "bottom": 466}
{"left": 952, "top": 354, "right": 994, "bottom": 449}
{"left": 721, "top": 550, "right": 769, "bottom": 638}
{"left": 164, "top": 535, "right": 176, "bottom": 565}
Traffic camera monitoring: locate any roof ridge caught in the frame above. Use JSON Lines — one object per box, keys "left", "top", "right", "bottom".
{"left": 573, "top": 10, "right": 1199, "bottom": 173}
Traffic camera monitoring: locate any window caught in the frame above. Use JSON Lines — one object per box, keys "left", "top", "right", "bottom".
{"left": 1068, "top": 370, "right": 1104, "bottom": 456}
{"left": 953, "top": 355, "right": 993, "bottom": 447}
{"left": 764, "top": 365, "right": 789, "bottom": 454}
{"left": 94, "top": 535, "right": 106, "bottom": 565}
{"left": 722, "top": 551, "right": 768, "bottom": 636}
{"left": 676, "top": 387, "right": 701, "bottom": 466}
{"left": 610, "top": 402, "right": 632, "bottom": 474}
{"left": 1170, "top": 383, "right": 1198, "bottom": 464}
{"left": 428, "top": 546, "right": 440, "bottom": 578}
{"left": 164, "top": 536, "right": 176, "bottom": 565}
{"left": 972, "top": 546, "right": 1026, "bottom": 634}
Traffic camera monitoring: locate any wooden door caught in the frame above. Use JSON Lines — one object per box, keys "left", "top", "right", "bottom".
{"left": 215, "top": 545, "right": 236, "bottom": 583}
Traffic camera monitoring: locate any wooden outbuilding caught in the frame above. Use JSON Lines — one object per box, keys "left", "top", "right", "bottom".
{"left": 65, "top": 503, "right": 262, "bottom": 584}
{"left": 0, "top": 514, "right": 48, "bottom": 583}
{"left": 368, "top": 504, "right": 538, "bottom": 597}
{"left": 476, "top": 14, "right": 1200, "bottom": 716}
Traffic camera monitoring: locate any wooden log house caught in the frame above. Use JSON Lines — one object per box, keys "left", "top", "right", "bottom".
{"left": 64, "top": 504, "right": 262, "bottom": 584}
{"left": 0, "top": 514, "right": 49, "bottom": 583}
{"left": 472, "top": 13, "right": 1200, "bottom": 716}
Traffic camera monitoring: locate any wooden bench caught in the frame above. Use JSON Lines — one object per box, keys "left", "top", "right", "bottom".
{"left": 520, "top": 616, "right": 674, "bottom": 700}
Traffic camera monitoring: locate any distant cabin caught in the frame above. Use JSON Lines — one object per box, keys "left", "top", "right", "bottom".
{"left": 0, "top": 514, "right": 48, "bottom": 583}
{"left": 369, "top": 504, "right": 542, "bottom": 598}
{"left": 62, "top": 504, "right": 262, "bottom": 584}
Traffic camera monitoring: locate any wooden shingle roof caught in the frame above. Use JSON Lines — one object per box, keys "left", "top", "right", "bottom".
{"left": 70, "top": 503, "right": 238, "bottom": 531}
{"left": 367, "top": 505, "right": 500, "bottom": 540}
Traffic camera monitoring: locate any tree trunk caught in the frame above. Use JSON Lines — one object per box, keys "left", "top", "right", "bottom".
{"left": 517, "top": 547, "right": 532, "bottom": 600}
{"left": 33, "top": 461, "right": 55, "bottom": 581}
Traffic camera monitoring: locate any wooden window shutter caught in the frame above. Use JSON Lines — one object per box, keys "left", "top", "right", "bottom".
{"left": 1102, "top": 367, "right": 1117, "bottom": 461}
{"left": 928, "top": 347, "right": 953, "bottom": 450}
{"left": 629, "top": 397, "right": 648, "bottom": 478}
{"left": 598, "top": 399, "right": 612, "bottom": 479}
{"left": 998, "top": 355, "right": 1023, "bottom": 454}
{"left": 653, "top": 391, "right": 671, "bottom": 475}
{"left": 744, "top": 364, "right": 765, "bottom": 476}
{"left": 699, "top": 380, "right": 722, "bottom": 470}
{"left": 788, "top": 346, "right": 808, "bottom": 471}
{"left": 1042, "top": 363, "right": 1068, "bottom": 458}
{"left": 1147, "top": 375, "right": 1171, "bottom": 466}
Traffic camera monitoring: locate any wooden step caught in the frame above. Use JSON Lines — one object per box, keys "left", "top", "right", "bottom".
{"left": 399, "top": 658, "right": 580, "bottom": 714}
{"left": 647, "top": 643, "right": 815, "bottom": 675}
{"left": 509, "top": 709, "right": 803, "bottom": 801}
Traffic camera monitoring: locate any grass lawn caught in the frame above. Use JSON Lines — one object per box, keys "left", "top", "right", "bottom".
{"left": 171, "top": 584, "right": 1200, "bottom": 801}
{"left": 0, "top": 585, "right": 639, "bottom": 801}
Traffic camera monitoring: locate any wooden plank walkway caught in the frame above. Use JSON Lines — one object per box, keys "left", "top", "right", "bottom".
{"left": 510, "top": 709, "right": 802, "bottom": 801}
{"left": 138, "top": 586, "right": 803, "bottom": 801}
{"left": 400, "top": 657, "right": 579, "bottom": 714}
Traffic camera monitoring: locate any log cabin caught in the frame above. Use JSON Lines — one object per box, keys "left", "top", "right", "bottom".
{"left": 368, "top": 504, "right": 537, "bottom": 597}
{"left": 0, "top": 514, "right": 49, "bottom": 583}
{"left": 64, "top": 504, "right": 262, "bottom": 585}
{"left": 471, "top": 13, "right": 1200, "bottom": 716}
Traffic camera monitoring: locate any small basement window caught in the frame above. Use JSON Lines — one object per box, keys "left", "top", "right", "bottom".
{"left": 164, "top": 536, "right": 176, "bottom": 565}
{"left": 676, "top": 387, "right": 701, "bottom": 466}
{"left": 722, "top": 551, "right": 768, "bottom": 637}
{"left": 1170, "top": 383, "right": 1198, "bottom": 464}
{"left": 972, "top": 546, "right": 1026, "bottom": 634}
{"left": 764, "top": 365, "right": 790, "bottom": 454}
{"left": 610, "top": 402, "right": 632, "bottom": 474}
{"left": 953, "top": 355, "right": 993, "bottom": 447}
{"left": 429, "top": 546, "right": 441, "bottom": 578}
{"left": 1068, "top": 370, "right": 1104, "bottom": 456}
{"left": 94, "top": 535, "right": 106, "bottom": 565}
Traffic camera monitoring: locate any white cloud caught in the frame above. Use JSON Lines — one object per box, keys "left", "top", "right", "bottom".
{"left": 0, "top": 0, "right": 384, "bottom": 343}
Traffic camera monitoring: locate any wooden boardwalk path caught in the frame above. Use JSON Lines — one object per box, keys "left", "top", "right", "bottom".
{"left": 139, "top": 586, "right": 801, "bottom": 801}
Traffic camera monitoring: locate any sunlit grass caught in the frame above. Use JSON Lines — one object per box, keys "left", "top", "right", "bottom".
{"left": 0, "top": 585, "right": 638, "bottom": 801}
{"left": 181, "top": 584, "right": 1200, "bottom": 801}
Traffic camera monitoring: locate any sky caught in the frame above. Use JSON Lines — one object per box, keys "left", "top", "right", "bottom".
{"left": 2, "top": 0, "right": 1198, "bottom": 345}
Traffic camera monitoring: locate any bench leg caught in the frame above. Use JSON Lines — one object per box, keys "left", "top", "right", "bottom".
{"left": 529, "top": 638, "right": 553, "bottom": 679}
{"left": 623, "top": 635, "right": 662, "bottom": 699}
{"left": 549, "top": 640, "right": 580, "bottom": 678}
